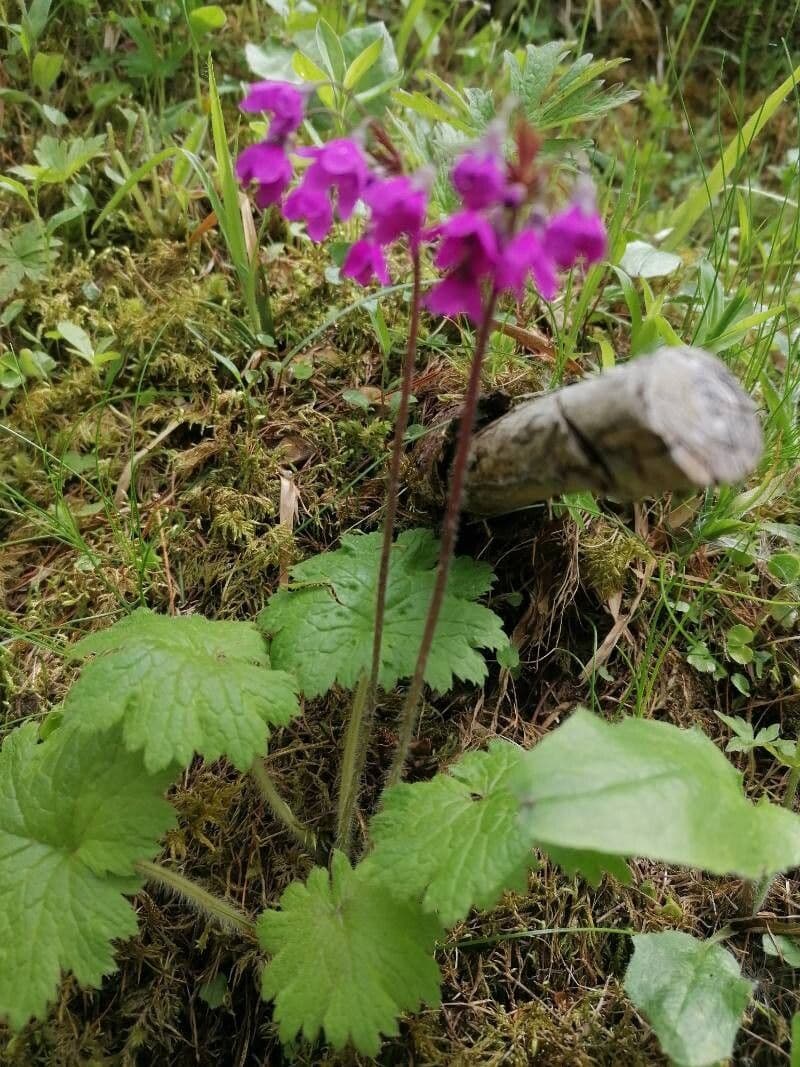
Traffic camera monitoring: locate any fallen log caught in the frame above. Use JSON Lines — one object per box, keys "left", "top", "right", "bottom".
{"left": 464, "top": 346, "right": 763, "bottom": 516}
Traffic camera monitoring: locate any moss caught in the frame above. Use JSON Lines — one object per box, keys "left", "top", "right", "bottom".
{"left": 580, "top": 519, "right": 653, "bottom": 602}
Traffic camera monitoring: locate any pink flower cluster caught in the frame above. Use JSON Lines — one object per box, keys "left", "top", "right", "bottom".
{"left": 236, "top": 81, "right": 608, "bottom": 321}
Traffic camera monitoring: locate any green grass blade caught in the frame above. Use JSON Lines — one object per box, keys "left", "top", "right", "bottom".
{"left": 92, "top": 148, "right": 179, "bottom": 232}
{"left": 665, "top": 62, "right": 800, "bottom": 250}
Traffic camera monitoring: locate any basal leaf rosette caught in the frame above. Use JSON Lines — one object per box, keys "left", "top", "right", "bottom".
{"left": 259, "top": 529, "right": 506, "bottom": 698}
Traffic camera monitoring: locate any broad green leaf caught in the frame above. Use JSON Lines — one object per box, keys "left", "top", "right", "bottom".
{"left": 0, "top": 721, "right": 175, "bottom": 1029}
{"left": 619, "top": 240, "right": 682, "bottom": 279}
{"left": 624, "top": 932, "right": 753, "bottom": 1067}
{"left": 31, "top": 51, "right": 63, "bottom": 93}
{"left": 259, "top": 529, "right": 506, "bottom": 698}
{"left": 366, "top": 741, "right": 533, "bottom": 924}
{"left": 343, "top": 34, "right": 384, "bottom": 91}
{"left": 762, "top": 933, "right": 800, "bottom": 967}
{"left": 259, "top": 851, "right": 441, "bottom": 1055}
{"left": 316, "top": 18, "right": 346, "bottom": 83}
{"left": 188, "top": 4, "right": 226, "bottom": 36}
{"left": 245, "top": 41, "right": 299, "bottom": 83}
{"left": 56, "top": 319, "right": 94, "bottom": 359}
{"left": 513, "top": 709, "right": 800, "bottom": 879}
{"left": 544, "top": 847, "right": 631, "bottom": 887}
{"left": 64, "top": 609, "right": 300, "bottom": 773}
{"left": 339, "top": 22, "right": 398, "bottom": 116}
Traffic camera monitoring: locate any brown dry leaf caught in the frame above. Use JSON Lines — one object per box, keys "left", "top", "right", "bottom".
{"left": 278, "top": 470, "right": 300, "bottom": 589}
{"left": 276, "top": 435, "right": 313, "bottom": 465}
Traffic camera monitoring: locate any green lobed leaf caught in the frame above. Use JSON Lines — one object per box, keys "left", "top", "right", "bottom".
{"left": 0, "top": 720, "right": 175, "bottom": 1029}
{"left": 258, "top": 851, "right": 441, "bottom": 1055}
{"left": 512, "top": 709, "right": 800, "bottom": 879}
{"left": 366, "top": 740, "right": 533, "bottom": 925}
{"left": 64, "top": 608, "right": 300, "bottom": 773}
{"left": 259, "top": 529, "right": 506, "bottom": 698}
{"left": 624, "top": 931, "right": 754, "bottom": 1067}
{"left": 543, "top": 846, "right": 631, "bottom": 887}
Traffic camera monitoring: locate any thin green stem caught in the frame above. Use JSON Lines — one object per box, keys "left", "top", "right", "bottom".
{"left": 249, "top": 759, "right": 318, "bottom": 856}
{"left": 333, "top": 254, "right": 422, "bottom": 853}
{"left": 456, "top": 925, "right": 635, "bottom": 950}
{"left": 135, "top": 859, "right": 256, "bottom": 938}
{"left": 386, "top": 286, "right": 500, "bottom": 787}
{"left": 335, "top": 673, "right": 369, "bottom": 854}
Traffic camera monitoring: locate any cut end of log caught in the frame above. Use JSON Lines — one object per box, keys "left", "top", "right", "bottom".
{"left": 465, "top": 346, "right": 763, "bottom": 516}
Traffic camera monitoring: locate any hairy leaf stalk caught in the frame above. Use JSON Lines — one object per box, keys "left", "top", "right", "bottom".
{"left": 250, "top": 759, "right": 318, "bottom": 857}
{"left": 387, "top": 286, "right": 500, "bottom": 786}
{"left": 136, "top": 859, "right": 256, "bottom": 938}
{"left": 336, "top": 251, "right": 422, "bottom": 853}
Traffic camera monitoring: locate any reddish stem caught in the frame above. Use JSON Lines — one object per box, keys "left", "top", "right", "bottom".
{"left": 368, "top": 250, "right": 422, "bottom": 703}
{"left": 335, "top": 249, "right": 422, "bottom": 853}
{"left": 387, "top": 286, "right": 500, "bottom": 786}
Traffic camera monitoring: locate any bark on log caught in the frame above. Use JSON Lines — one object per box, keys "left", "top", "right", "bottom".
{"left": 465, "top": 346, "right": 763, "bottom": 516}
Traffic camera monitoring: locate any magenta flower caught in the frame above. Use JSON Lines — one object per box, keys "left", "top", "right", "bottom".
{"left": 426, "top": 270, "right": 484, "bottom": 322}
{"left": 240, "top": 81, "right": 305, "bottom": 141}
{"left": 452, "top": 150, "right": 507, "bottom": 211}
{"left": 364, "top": 176, "right": 428, "bottom": 248}
{"left": 296, "top": 138, "right": 369, "bottom": 221}
{"left": 431, "top": 211, "right": 498, "bottom": 275}
{"left": 235, "top": 142, "right": 293, "bottom": 207}
{"left": 425, "top": 212, "right": 500, "bottom": 322}
{"left": 496, "top": 229, "right": 558, "bottom": 301}
{"left": 283, "top": 182, "right": 334, "bottom": 241}
{"left": 545, "top": 203, "right": 607, "bottom": 269}
{"left": 342, "top": 239, "right": 390, "bottom": 286}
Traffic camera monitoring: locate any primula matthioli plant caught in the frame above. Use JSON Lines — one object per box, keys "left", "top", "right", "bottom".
{"left": 3, "top": 75, "right": 800, "bottom": 1067}
{"left": 235, "top": 78, "right": 608, "bottom": 814}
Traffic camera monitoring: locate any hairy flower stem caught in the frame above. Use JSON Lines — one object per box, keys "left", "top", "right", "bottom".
{"left": 751, "top": 761, "right": 800, "bottom": 913}
{"left": 387, "top": 287, "right": 500, "bottom": 787}
{"left": 335, "top": 251, "right": 422, "bottom": 854}
{"left": 335, "top": 673, "right": 369, "bottom": 854}
{"left": 135, "top": 859, "right": 256, "bottom": 938}
{"left": 250, "top": 759, "right": 318, "bottom": 857}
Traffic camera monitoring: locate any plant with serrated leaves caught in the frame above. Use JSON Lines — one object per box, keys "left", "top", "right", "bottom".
{"left": 3, "top": 41, "right": 797, "bottom": 1067}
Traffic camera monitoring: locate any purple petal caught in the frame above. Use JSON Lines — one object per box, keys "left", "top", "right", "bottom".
{"left": 236, "top": 142, "right": 293, "bottom": 206}
{"left": 240, "top": 81, "right": 305, "bottom": 140}
{"left": 434, "top": 211, "right": 499, "bottom": 275}
{"left": 342, "top": 239, "right": 390, "bottom": 287}
{"left": 497, "top": 229, "right": 558, "bottom": 301}
{"left": 545, "top": 204, "right": 607, "bottom": 269}
{"left": 284, "top": 181, "right": 334, "bottom": 241}
{"left": 452, "top": 150, "right": 507, "bottom": 210}
{"left": 296, "top": 139, "right": 370, "bottom": 224}
{"left": 426, "top": 272, "right": 485, "bottom": 322}
{"left": 364, "top": 176, "right": 427, "bottom": 246}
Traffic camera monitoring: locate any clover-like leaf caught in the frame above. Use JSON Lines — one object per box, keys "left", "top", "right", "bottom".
{"left": 259, "top": 529, "right": 506, "bottom": 698}
{"left": 0, "top": 720, "right": 175, "bottom": 1029}
{"left": 513, "top": 709, "right": 800, "bottom": 879}
{"left": 366, "top": 740, "right": 533, "bottom": 925}
{"left": 258, "top": 851, "right": 441, "bottom": 1055}
{"left": 64, "top": 609, "right": 300, "bottom": 773}
{"left": 624, "top": 931, "right": 754, "bottom": 1067}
